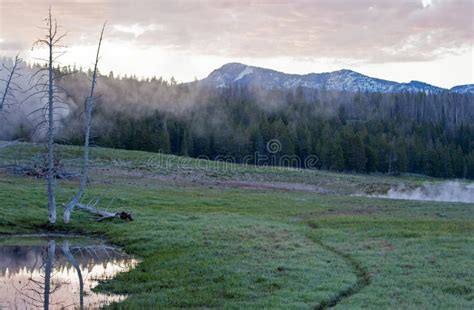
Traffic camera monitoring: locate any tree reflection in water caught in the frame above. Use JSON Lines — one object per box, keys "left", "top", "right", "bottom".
{"left": 0, "top": 236, "right": 138, "bottom": 309}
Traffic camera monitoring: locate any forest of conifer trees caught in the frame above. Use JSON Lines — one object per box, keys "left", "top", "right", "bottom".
{"left": 5, "top": 64, "right": 474, "bottom": 179}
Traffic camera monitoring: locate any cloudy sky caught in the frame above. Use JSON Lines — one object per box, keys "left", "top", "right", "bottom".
{"left": 0, "top": 0, "right": 472, "bottom": 87}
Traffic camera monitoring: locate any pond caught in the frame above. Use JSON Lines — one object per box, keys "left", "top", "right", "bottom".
{"left": 0, "top": 235, "right": 139, "bottom": 309}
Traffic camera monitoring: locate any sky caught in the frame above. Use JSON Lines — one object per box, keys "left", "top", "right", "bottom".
{"left": 0, "top": 0, "right": 473, "bottom": 88}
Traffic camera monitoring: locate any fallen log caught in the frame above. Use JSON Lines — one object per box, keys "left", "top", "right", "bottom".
{"left": 0, "top": 140, "right": 19, "bottom": 148}
{"left": 76, "top": 203, "right": 133, "bottom": 222}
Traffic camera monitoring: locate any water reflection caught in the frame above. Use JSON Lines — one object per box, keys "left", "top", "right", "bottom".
{"left": 0, "top": 236, "right": 138, "bottom": 309}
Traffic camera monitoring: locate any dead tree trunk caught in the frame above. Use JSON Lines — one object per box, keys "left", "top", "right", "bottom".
{"left": 46, "top": 10, "right": 56, "bottom": 225}
{"left": 76, "top": 201, "right": 133, "bottom": 222}
{"left": 64, "top": 22, "right": 106, "bottom": 224}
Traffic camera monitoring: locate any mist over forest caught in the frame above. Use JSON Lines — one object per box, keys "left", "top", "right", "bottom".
{"left": 2, "top": 57, "right": 474, "bottom": 179}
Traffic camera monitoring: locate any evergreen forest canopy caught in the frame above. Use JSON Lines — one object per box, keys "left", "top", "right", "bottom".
{"left": 4, "top": 63, "right": 474, "bottom": 179}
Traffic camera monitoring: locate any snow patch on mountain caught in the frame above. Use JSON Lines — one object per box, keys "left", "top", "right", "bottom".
{"left": 235, "top": 66, "right": 254, "bottom": 81}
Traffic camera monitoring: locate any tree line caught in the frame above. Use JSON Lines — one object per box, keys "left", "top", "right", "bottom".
{"left": 4, "top": 58, "right": 474, "bottom": 179}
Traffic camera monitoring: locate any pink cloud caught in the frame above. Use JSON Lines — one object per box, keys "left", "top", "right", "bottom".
{"left": 0, "top": 0, "right": 472, "bottom": 63}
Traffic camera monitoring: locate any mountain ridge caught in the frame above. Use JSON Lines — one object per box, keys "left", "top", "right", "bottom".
{"left": 201, "top": 62, "right": 473, "bottom": 94}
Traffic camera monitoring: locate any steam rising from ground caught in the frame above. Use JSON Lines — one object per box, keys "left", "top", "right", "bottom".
{"left": 373, "top": 181, "right": 474, "bottom": 203}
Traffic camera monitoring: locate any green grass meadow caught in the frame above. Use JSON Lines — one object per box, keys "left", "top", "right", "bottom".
{"left": 0, "top": 144, "right": 473, "bottom": 309}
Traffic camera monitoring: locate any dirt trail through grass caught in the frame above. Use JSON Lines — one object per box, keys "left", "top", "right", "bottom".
{"left": 309, "top": 225, "right": 371, "bottom": 309}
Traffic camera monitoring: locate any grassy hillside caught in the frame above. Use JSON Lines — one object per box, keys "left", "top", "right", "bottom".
{"left": 0, "top": 143, "right": 472, "bottom": 309}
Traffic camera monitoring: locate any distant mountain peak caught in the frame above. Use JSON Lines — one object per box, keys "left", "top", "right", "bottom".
{"left": 406, "top": 80, "right": 434, "bottom": 87}
{"left": 201, "top": 63, "right": 473, "bottom": 94}
{"left": 218, "top": 62, "right": 247, "bottom": 70}
{"left": 333, "top": 69, "right": 357, "bottom": 74}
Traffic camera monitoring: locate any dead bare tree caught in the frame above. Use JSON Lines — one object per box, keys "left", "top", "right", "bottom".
{"left": 0, "top": 55, "right": 23, "bottom": 148}
{"left": 64, "top": 22, "right": 106, "bottom": 224}
{"left": 32, "top": 8, "right": 67, "bottom": 225}
{"left": 0, "top": 55, "right": 22, "bottom": 112}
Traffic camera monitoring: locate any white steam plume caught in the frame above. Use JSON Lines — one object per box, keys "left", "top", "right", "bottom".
{"left": 372, "top": 181, "right": 474, "bottom": 203}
